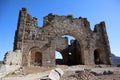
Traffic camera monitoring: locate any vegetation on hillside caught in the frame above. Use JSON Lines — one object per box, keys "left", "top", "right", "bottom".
{"left": 112, "top": 54, "right": 120, "bottom": 66}
{"left": 0, "top": 61, "right": 3, "bottom": 67}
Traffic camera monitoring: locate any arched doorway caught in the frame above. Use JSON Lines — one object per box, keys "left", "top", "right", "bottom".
{"left": 55, "top": 51, "right": 63, "bottom": 65}
{"left": 29, "top": 47, "right": 42, "bottom": 66}
{"left": 94, "top": 49, "right": 104, "bottom": 64}
{"left": 55, "top": 35, "right": 83, "bottom": 65}
{"left": 34, "top": 52, "right": 42, "bottom": 66}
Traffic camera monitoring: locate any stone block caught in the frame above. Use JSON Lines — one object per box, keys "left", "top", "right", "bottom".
{"left": 48, "top": 68, "right": 64, "bottom": 80}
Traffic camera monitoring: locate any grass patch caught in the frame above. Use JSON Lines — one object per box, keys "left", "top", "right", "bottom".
{"left": 0, "top": 61, "right": 3, "bottom": 67}
{"left": 22, "top": 66, "right": 54, "bottom": 74}
{"left": 0, "top": 61, "right": 3, "bottom": 64}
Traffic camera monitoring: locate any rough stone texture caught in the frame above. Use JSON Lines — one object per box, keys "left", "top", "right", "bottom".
{"left": 1, "top": 66, "right": 120, "bottom": 80}
{"left": 7, "top": 8, "right": 112, "bottom": 67}
{"left": 73, "top": 71, "right": 98, "bottom": 80}
{"left": 4, "top": 50, "right": 22, "bottom": 65}
{"left": 48, "top": 68, "right": 64, "bottom": 80}
{"left": 0, "top": 65, "right": 20, "bottom": 78}
{"left": 61, "top": 71, "right": 98, "bottom": 80}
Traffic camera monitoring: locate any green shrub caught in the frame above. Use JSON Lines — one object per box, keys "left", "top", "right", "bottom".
{"left": 0, "top": 61, "right": 3, "bottom": 64}
{"left": 67, "top": 14, "right": 74, "bottom": 19}
{"left": 0, "top": 61, "right": 3, "bottom": 67}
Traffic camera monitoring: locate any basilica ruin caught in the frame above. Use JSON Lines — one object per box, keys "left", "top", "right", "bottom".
{"left": 4, "top": 8, "right": 112, "bottom": 67}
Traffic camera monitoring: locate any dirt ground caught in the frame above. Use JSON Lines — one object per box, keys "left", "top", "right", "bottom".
{"left": 1, "top": 65, "right": 120, "bottom": 80}
{"left": 97, "top": 74, "right": 120, "bottom": 80}
{"left": 60, "top": 65, "right": 120, "bottom": 80}
{"left": 60, "top": 69, "right": 120, "bottom": 80}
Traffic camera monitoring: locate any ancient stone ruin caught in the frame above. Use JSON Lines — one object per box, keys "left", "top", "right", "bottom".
{"left": 4, "top": 8, "right": 112, "bottom": 67}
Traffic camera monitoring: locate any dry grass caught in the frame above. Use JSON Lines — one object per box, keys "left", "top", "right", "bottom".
{"left": 0, "top": 61, "right": 3, "bottom": 67}
{"left": 22, "top": 66, "right": 54, "bottom": 74}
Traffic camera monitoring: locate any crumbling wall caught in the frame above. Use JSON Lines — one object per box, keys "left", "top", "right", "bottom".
{"left": 11, "top": 8, "right": 112, "bottom": 67}
{"left": 4, "top": 50, "right": 22, "bottom": 65}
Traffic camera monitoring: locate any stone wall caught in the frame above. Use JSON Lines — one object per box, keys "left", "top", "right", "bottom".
{"left": 12, "top": 8, "right": 112, "bottom": 67}
{"left": 4, "top": 50, "right": 22, "bottom": 65}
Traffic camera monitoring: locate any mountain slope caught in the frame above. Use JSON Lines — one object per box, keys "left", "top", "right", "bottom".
{"left": 112, "top": 54, "right": 120, "bottom": 66}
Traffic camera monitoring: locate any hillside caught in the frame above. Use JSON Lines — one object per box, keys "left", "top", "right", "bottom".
{"left": 112, "top": 54, "right": 120, "bottom": 66}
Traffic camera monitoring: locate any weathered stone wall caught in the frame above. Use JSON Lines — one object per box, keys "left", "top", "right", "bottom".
{"left": 4, "top": 50, "right": 22, "bottom": 65}
{"left": 13, "top": 8, "right": 112, "bottom": 67}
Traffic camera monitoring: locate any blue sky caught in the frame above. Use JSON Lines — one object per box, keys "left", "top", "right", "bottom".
{"left": 0, "top": 0, "right": 120, "bottom": 60}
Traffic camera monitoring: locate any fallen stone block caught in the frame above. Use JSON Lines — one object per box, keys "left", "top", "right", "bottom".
{"left": 48, "top": 68, "right": 64, "bottom": 80}
{"left": 91, "top": 70, "right": 114, "bottom": 76}
{"left": 75, "top": 70, "right": 84, "bottom": 73}
{"left": 0, "top": 65, "right": 20, "bottom": 78}
{"left": 90, "top": 70, "right": 104, "bottom": 76}
{"left": 103, "top": 70, "right": 113, "bottom": 75}
{"left": 70, "top": 71, "right": 98, "bottom": 80}
{"left": 84, "top": 68, "right": 92, "bottom": 72}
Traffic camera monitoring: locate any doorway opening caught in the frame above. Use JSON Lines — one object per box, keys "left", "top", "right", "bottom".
{"left": 55, "top": 51, "right": 63, "bottom": 65}
{"left": 34, "top": 52, "right": 42, "bottom": 66}
{"left": 94, "top": 49, "right": 104, "bottom": 64}
{"left": 55, "top": 35, "right": 83, "bottom": 65}
{"left": 29, "top": 47, "right": 42, "bottom": 66}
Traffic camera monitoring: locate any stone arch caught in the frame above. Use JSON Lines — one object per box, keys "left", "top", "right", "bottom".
{"left": 54, "top": 34, "right": 85, "bottom": 65}
{"left": 64, "top": 34, "right": 84, "bottom": 65}
{"left": 28, "top": 46, "right": 42, "bottom": 66}
{"left": 55, "top": 51, "right": 63, "bottom": 65}
{"left": 14, "top": 9, "right": 112, "bottom": 67}
{"left": 50, "top": 22, "right": 86, "bottom": 64}
{"left": 94, "top": 49, "right": 104, "bottom": 64}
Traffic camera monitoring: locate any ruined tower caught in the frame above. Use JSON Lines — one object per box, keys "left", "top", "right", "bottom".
{"left": 12, "top": 8, "right": 112, "bottom": 67}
